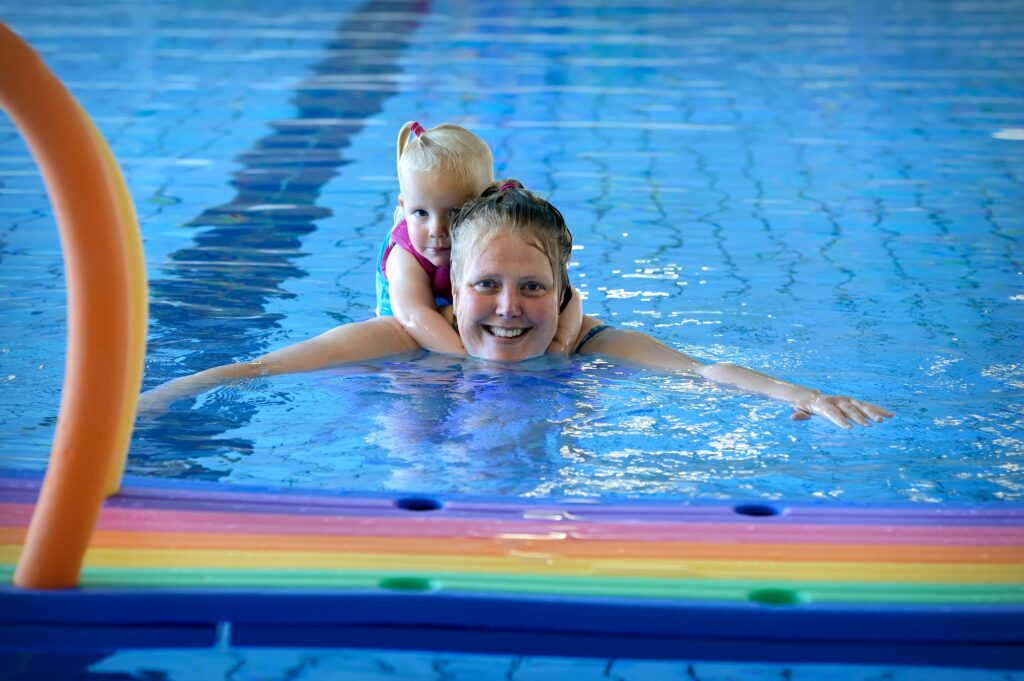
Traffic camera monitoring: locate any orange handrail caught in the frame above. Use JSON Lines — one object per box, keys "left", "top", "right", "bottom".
{"left": 0, "top": 21, "right": 148, "bottom": 588}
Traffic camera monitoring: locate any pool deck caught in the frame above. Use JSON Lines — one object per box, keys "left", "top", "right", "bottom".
{"left": 1, "top": 471, "right": 1022, "bottom": 668}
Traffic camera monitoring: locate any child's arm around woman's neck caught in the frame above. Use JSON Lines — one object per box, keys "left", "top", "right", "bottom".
{"left": 385, "top": 245, "right": 466, "bottom": 356}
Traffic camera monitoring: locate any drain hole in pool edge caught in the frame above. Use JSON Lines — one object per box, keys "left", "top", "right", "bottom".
{"left": 733, "top": 503, "right": 780, "bottom": 517}
{"left": 395, "top": 496, "right": 443, "bottom": 511}
{"left": 748, "top": 589, "right": 805, "bottom": 606}
{"left": 379, "top": 577, "right": 438, "bottom": 593}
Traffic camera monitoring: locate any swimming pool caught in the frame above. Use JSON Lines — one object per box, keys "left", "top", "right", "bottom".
{"left": 2, "top": 0, "right": 1021, "bottom": 503}
{"left": 1, "top": 0, "right": 1022, "bottom": 677}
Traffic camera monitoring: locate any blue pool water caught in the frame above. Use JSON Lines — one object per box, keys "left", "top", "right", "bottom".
{"left": 2, "top": 0, "right": 1021, "bottom": 504}
{"left": 0, "top": 0, "right": 1022, "bottom": 676}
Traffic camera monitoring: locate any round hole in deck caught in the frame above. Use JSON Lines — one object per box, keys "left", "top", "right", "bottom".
{"left": 748, "top": 589, "right": 805, "bottom": 607}
{"left": 395, "top": 496, "right": 443, "bottom": 512}
{"left": 379, "top": 577, "right": 437, "bottom": 593}
{"left": 733, "top": 503, "right": 780, "bottom": 517}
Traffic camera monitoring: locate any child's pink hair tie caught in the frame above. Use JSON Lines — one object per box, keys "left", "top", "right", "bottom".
{"left": 499, "top": 181, "right": 518, "bottom": 191}
{"left": 410, "top": 121, "right": 425, "bottom": 138}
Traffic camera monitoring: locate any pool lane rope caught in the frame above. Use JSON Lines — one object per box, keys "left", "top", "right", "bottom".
{"left": 0, "top": 22, "right": 148, "bottom": 588}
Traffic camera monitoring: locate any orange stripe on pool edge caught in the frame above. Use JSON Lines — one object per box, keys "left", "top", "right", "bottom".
{"left": 0, "top": 22, "right": 146, "bottom": 588}
{"left": 3, "top": 526, "right": 1021, "bottom": 565}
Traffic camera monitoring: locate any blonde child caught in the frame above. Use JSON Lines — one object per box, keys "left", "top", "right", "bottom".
{"left": 375, "top": 121, "right": 581, "bottom": 354}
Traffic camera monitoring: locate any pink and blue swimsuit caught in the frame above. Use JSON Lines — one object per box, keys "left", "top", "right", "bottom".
{"left": 375, "top": 218, "right": 453, "bottom": 316}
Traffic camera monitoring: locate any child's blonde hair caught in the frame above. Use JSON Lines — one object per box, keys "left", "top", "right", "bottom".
{"left": 396, "top": 121, "right": 493, "bottom": 195}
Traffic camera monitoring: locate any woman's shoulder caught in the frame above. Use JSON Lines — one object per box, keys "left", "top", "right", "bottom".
{"left": 572, "top": 317, "right": 614, "bottom": 354}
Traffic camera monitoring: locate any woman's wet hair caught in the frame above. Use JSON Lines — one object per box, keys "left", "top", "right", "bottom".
{"left": 396, "top": 121, "right": 493, "bottom": 196}
{"left": 450, "top": 179, "right": 573, "bottom": 311}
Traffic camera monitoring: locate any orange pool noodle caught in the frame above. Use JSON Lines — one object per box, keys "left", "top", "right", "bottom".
{"left": 81, "top": 105, "right": 148, "bottom": 497}
{"left": 0, "top": 22, "right": 146, "bottom": 588}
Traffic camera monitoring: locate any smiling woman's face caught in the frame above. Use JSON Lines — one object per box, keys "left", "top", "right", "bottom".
{"left": 453, "top": 230, "right": 560, "bottom": 362}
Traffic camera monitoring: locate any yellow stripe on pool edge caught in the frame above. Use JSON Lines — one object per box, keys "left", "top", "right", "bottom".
{"left": 42, "top": 546, "right": 1022, "bottom": 584}
{"left": 5, "top": 543, "right": 1024, "bottom": 584}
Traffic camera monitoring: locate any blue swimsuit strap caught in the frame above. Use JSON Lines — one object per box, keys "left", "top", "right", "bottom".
{"left": 574, "top": 324, "right": 613, "bottom": 354}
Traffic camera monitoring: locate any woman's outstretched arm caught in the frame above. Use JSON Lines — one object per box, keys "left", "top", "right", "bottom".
{"left": 574, "top": 319, "right": 892, "bottom": 429}
{"left": 138, "top": 317, "right": 419, "bottom": 414}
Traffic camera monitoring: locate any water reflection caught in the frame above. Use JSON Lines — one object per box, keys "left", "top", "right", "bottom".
{"left": 132, "top": 356, "right": 794, "bottom": 499}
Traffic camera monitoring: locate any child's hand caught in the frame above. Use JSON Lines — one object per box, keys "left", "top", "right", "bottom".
{"left": 791, "top": 393, "right": 893, "bottom": 429}
{"left": 438, "top": 304, "right": 455, "bottom": 326}
{"left": 546, "top": 285, "right": 583, "bottom": 354}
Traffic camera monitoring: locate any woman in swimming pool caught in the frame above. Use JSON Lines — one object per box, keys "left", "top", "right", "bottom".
{"left": 139, "top": 180, "right": 892, "bottom": 429}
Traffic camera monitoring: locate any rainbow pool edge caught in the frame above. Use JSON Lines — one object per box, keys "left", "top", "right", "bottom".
{"left": 1, "top": 471, "right": 1022, "bottom": 669}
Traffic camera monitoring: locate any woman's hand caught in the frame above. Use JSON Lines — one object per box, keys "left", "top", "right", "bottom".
{"left": 134, "top": 384, "right": 185, "bottom": 419}
{"left": 791, "top": 392, "right": 893, "bottom": 429}
{"left": 133, "top": 361, "right": 260, "bottom": 419}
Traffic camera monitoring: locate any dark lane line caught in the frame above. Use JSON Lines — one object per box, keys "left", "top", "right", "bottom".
{"left": 135, "top": 1, "right": 426, "bottom": 479}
